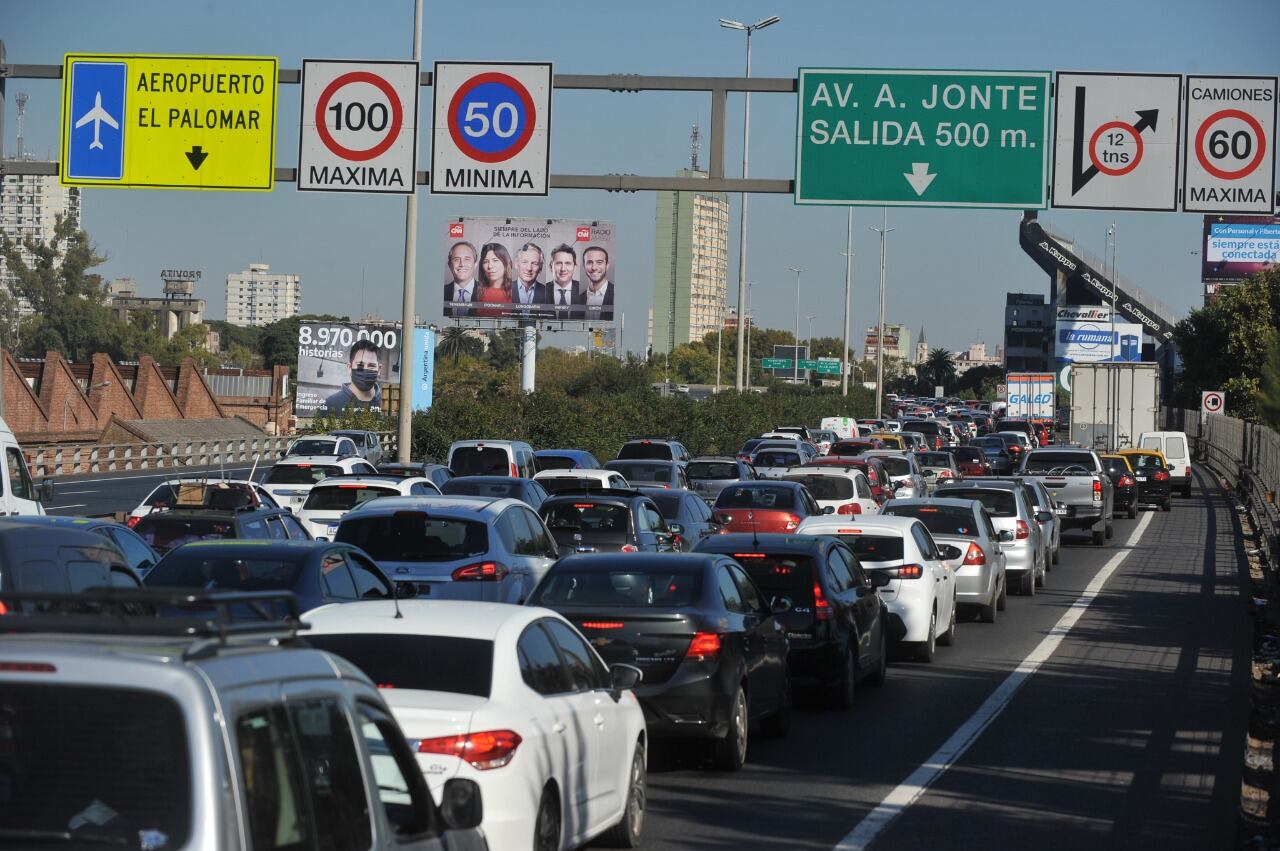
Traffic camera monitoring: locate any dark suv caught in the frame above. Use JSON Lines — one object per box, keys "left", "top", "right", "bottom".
{"left": 134, "top": 504, "right": 311, "bottom": 556}
{"left": 540, "top": 489, "right": 679, "bottom": 553}
{"left": 695, "top": 533, "right": 890, "bottom": 708}
{"left": 616, "top": 438, "right": 691, "bottom": 466}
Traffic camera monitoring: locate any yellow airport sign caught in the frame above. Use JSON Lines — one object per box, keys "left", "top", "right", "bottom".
{"left": 60, "top": 54, "right": 277, "bottom": 191}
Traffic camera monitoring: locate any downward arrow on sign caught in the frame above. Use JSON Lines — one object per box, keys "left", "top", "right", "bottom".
{"left": 904, "top": 163, "right": 937, "bottom": 196}
{"left": 185, "top": 146, "right": 209, "bottom": 170}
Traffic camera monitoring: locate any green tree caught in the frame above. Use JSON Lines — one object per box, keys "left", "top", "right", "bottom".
{"left": 922, "top": 348, "right": 957, "bottom": 393}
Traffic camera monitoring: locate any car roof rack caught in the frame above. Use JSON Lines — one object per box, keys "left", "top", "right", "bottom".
{"left": 0, "top": 588, "right": 307, "bottom": 661}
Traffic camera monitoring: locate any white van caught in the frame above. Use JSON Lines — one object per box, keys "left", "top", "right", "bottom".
{"left": 821, "top": 416, "right": 857, "bottom": 440}
{"left": 447, "top": 439, "right": 537, "bottom": 478}
{"left": 1138, "top": 431, "right": 1192, "bottom": 497}
{"left": 0, "top": 418, "right": 50, "bottom": 515}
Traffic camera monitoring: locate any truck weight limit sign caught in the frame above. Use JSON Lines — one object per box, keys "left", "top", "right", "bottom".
{"left": 431, "top": 62, "right": 552, "bottom": 196}
{"left": 298, "top": 60, "right": 420, "bottom": 194}
{"left": 1202, "top": 390, "right": 1225, "bottom": 414}
{"left": 1183, "top": 76, "right": 1277, "bottom": 213}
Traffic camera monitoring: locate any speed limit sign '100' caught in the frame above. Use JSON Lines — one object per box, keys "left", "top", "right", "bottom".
{"left": 431, "top": 62, "right": 552, "bottom": 196}
{"left": 1183, "top": 76, "right": 1277, "bottom": 213}
{"left": 298, "top": 60, "right": 420, "bottom": 194}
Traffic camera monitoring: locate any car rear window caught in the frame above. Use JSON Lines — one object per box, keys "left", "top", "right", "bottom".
{"left": 688, "top": 461, "right": 740, "bottom": 480}
{"left": 936, "top": 488, "right": 1017, "bottom": 518}
{"left": 732, "top": 554, "right": 816, "bottom": 606}
{"left": 336, "top": 514, "right": 489, "bottom": 562}
{"left": 836, "top": 533, "right": 905, "bottom": 562}
{"left": 918, "top": 453, "right": 953, "bottom": 467}
{"left": 134, "top": 517, "right": 236, "bottom": 552}
{"left": 0, "top": 684, "right": 191, "bottom": 845}
{"left": 644, "top": 493, "right": 683, "bottom": 518}
{"left": 901, "top": 421, "right": 940, "bottom": 433}
{"left": 1127, "top": 453, "right": 1167, "bottom": 471}
{"left": 530, "top": 568, "right": 702, "bottom": 607}
{"left": 953, "top": 447, "right": 984, "bottom": 464}
{"left": 1020, "top": 452, "right": 1095, "bottom": 473}
{"left": 876, "top": 456, "right": 911, "bottom": 476}
{"left": 145, "top": 553, "right": 304, "bottom": 590}
{"left": 543, "top": 502, "right": 630, "bottom": 540}
{"left": 996, "top": 420, "right": 1029, "bottom": 432}
{"left": 302, "top": 484, "right": 397, "bottom": 511}
{"left": 538, "top": 477, "right": 608, "bottom": 494}
{"left": 617, "top": 442, "right": 674, "bottom": 461}
{"left": 450, "top": 446, "right": 513, "bottom": 476}
{"left": 828, "top": 442, "right": 868, "bottom": 456}
{"left": 783, "top": 474, "right": 853, "bottom": 500}
{"left": 607, "top": 462, "right": 671, "bottom": 483}
{"left": 441, "top": 479, "right": 526, "bottom": 499}
{"left": 306, "top": 634, "right": 493, "bottom": 697}
{"left": 288, "top": 438, "right": 339, "bottom": 455}
{"left": 1165, "top": 436, "right": 1187, "bottom": 458}
{"left": 535, "top": 455, "right": 577, "bottom": 471}
{"left": 883, "top": 505, "right": 978, "bottom": 537}
{"left": 752, "top": 451, "right": 802, "bottom": 468}
{"left": 715, "top": 485, "right": 796, "bottom": 510}
{"left": 265, "top": 464, "right": 343, "bottom": 484}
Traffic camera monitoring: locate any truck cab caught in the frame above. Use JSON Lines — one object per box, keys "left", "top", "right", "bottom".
{"left": 0, "top": 417, "right": 52, "bottom": 515}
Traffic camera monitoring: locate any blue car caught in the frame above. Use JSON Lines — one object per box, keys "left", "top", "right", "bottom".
{"left": 10, "top": 515, "right": 160, "bottom": 575}
{"left": 535, "top": 449, "right": 602, "bottom": 470}
{"left": 143, "top": 539, "right": 397, "bottom": 612}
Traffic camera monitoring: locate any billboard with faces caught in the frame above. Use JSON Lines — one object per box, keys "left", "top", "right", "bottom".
{"left": 295, "top": 322, "right": 400, "bottom": 417}
{"left": 442, "top": 217, "right": 617, "bottom": 322}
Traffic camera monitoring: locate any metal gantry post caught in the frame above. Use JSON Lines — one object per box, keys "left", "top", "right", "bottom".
{"left": 397, "top": 0, "right": 423, "bottom": 463}
{"left": 841, "top": 207, "right": 853, "bottom": 397}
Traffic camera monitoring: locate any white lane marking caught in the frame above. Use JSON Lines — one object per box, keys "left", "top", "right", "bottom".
{"left": 50, "top": 466, "right": 257, "bottom": 486}
{"left": 46, "top": 504, "right": 87, "bottom": 511}
{"left": 835, "top": 511, "right": 1156, "bottom": 851}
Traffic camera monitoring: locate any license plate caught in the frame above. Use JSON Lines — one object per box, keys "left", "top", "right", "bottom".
{"left": 1054, "top": 507, "right": 1068, "bottom": 515}
{"left": 327, "top": 524, "right": 338, "bottom": 534}
{"left": 1136, "top": 476, "right": 1147, "bottom": 481}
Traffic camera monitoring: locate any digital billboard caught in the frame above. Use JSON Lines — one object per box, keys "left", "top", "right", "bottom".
{"left": 1202, "top": 215, "right": 1280, "bottom": 283}
{"left": 295, "top": 322, "right": 400, "bottom": 417}
{"left": 442, "top": 217, "right": 617, "bottom": 322}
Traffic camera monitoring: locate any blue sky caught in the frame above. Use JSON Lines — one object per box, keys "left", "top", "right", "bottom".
{"left": 4, "top": 0, "right": 1278, "bottom": 356}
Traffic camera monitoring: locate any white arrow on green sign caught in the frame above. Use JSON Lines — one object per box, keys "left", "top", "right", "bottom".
{"left": 795, "top": 68, "right": 1052, "bottom": 208}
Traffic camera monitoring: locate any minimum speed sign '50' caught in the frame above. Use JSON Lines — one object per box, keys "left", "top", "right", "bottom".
{"left": 298, "top": 59, "right": 420, "bottom": 194}
{"left": 431, "top": 62, "right": 552, "bottom": 196}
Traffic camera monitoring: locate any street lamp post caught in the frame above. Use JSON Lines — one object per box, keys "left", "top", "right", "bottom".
{"left": 745, "top": 282, "right": 754, "bottom": 390}
{"left": 840, "top": 208, "right": 854, "bottom": 396}
{"left": 806, "top": 314, "right": 817, "bottom": 386}
{"left": 789, "top": 267, "right": 805, "bottom": 384}
{"left": 869, "top": 210, "right": 895, "bottom": 418}
{"left": 720, "top": 15, "right": 781, "bottom": 392}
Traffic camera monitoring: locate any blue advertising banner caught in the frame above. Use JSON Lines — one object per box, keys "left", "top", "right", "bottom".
{"left": 409, "top": 327, "right": 436, "bottom": 412}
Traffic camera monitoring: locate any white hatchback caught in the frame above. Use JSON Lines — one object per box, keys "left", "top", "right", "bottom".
{"left": 534, "top": 468, "right": 630, "bottom": 495}
{"left": 297, "top": 475, "right": 441, "bottom": 540}
{"left": 796, "top": 515, "right": 960, "bottom": 663}
{"left": 781, "top": 468, "right": 880, "bottom": 517}
{"left": 303, "top": 600, "right": 648, "bottom": 851}
{"left": 261, "top": 455, "right": 379, "bottom": 510}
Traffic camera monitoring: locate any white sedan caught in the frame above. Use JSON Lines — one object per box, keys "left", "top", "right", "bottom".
{"left": 260, "top": 455, "right": 379, "bottom": 510}
{"left": 797, "top": 515, "right": 960, "bottom": 663}
{"left": 303, "top": 600, "right": 648, "bottom": 851}
{"left": 296, "top": 475, "right": 441, "bottom": 539}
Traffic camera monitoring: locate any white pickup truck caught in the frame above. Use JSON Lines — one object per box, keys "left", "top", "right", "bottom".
{"left": 1017, "top": 448, "right": 1115, "bottom": 546}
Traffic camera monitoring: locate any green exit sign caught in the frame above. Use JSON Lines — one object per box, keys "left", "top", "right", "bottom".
{"left": 795, "top": 68, "right": 1051, "bottom": 208}
{"left": 762, "top": 358, "right": 793, "bottom": 369}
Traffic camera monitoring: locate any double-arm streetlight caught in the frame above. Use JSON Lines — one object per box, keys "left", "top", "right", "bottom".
{"left": 720, "top": 15, "right": 781, "bottom": 392}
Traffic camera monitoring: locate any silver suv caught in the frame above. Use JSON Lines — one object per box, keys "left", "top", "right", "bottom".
{"left": 0, "top": 588, "right": 488, "bottom": 851}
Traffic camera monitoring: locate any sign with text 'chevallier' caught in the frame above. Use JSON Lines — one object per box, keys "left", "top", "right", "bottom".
{"left": 795, "top": 68, "right": 1050, "bottom": 208}
{"left": 61, "top": 54, "right": 277, "bottom": 191}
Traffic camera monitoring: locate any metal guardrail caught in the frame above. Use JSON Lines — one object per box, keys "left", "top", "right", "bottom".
{"left": 25, "top": 431, "right": 398, "bottom": 478}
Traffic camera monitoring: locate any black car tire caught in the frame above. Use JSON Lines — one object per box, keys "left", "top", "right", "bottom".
{"left": 1182, "top": 483, "right": 1192, "bottom": 498}
{"left": 937, "top": 598, "right": 957, "bottom": 646}
{"left": 1018, "top": 569, "right": 1035, "bottom": 596}
{"left": 865, "top": 629, "right": 888, "bottom": 687}
{"left": 997, "top": 574, "right": 1008, "bottom": 611}
{"left": 534, "top": 785, "right": 561, "bottom": 851}
{"left": 1036, "top": 561, "right": 1047, "bottom": 588}
{"left": 712, "top": 686, "right": 749, "bottom": 771}
{"left": 1105, "top": 522, "right": 1114, "bottom": 540}
{"left": 600, "top": 744, "right": 646, "bottom": 848}
{"left": 980, "top": 595, "right": 998, "bottom": 624}
{"left": 913, "top": 609, "right": 937, "bottom": 663}
{"left": 1092, "top": 527, "right": 1106, "bottom": 546}
{"left": 760, "top": 676, "right": 792, "bottom": 738}
{"left": 1162, "top": 499, "right": 1172, "bottom": 512}
{"left": 829, "top": 649, "right": 857, "bottom": 710}
{"left": 1128, "top": 503, "right": 1138, "bottom": 519}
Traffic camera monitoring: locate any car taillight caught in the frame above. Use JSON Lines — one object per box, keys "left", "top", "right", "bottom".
{"left": 0, "top": 601, "right": 8, "bottom": 616}
{"left": 893, "top": 564, "right": 924, "bottom": 579}
{"left": 510, "top": 462, "right": 518, "bottom": 477}
{"left": 0, "top": 661, "right": 54, "bottom": 672}
{"left": 1185, "top": 466, "right": 1191, "bottom": 478}
{"left": 1118, "top": 475, "right": 1135, "bottom": 487}
{"left": 417, "top": 730, "right": 522, "bottom": 770}
{"left": 813, "top": 580, "right": 833, "bottom": 620}
{"left": 451, "top": 561, "right": 509, "bottom": 581}
{"left": 581, "top": 621, "right": 625, "bottom": 629}
{"left": 837, "top": 502, "right": 861, "bottom": 515}
{"left": 1153, "top": 470, "right": 1169, "bottom": 482}
{"left": 686, "top": 631, "right": 721, "bottom": 660}
{"left": 1016, "top": 520, "right": 1030, "bottom": 540}
{"left": 963, "top": 542, "right": 986, "bottom": 565}
{"left": 1092, "top": 479, "right": 1103, "bottom": 503}
{"left": 783, "top": 513, "right": 801, "bottom": 532}
{"left": 126, "top": 516, "right": 142, "bottom": 528}
{"left": 620, "top": 544, "right": 639, "bottom": 553}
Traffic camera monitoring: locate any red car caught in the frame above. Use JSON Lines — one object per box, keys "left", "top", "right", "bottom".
{"left": 951, "top": 445, "right": 992, "bottom": 477}
{"left": 711, "top": 481, "right": 824, "bottom": 534}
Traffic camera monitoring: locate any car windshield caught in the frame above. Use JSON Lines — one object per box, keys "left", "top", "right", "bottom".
{"left": 0, "top": 685, "right": 191, "bottom": 845}
{"left": 306, "top": 634, "right": 493, "bottom": 697}
{"left": 783, "top": 474, "right": 854, "bottom": 500}
{"left": 884, "top": 505, "right": 978, "bottom": 537}
{"left": 134, "top": 517, "right": 236, "bottom": 553}
{"left": 336, "top": 514, "right": 490, "bottom": 561}
{"left": 688, "top": 461, "right": 740, "bottom": 480}
{"left": 265, "top": 464, "right": 343, "bottom": 485}
{"left": 617, "top": 442, "right": 674, "bottom": 461}
{"left": 288, "top": 438, "right": 339, "bottom": 455}
{"left": 715, "top": 485, "right": 796, "bottom": 510}
{"left": 1020, "top": 452, "right": 1095, "bottom": 473}
{"left": 145, "top": 553, "right": 304, "bottom": 590}
{"left": 450, "top": 446, "right": 512, "bottom": 476}
{"left": 917, "top": 453, "right": 953, "bottom": 467}
{"left": 936, "top": 488, "right": 1017, "bottom": 518}
{"left": 530, "top": 568, "right": 702, "bottom": 607}
{"left": 302, "top": 484, "right": 397, "bottom": 511}
{"left": 607, "top": 462, "right": 671, "bottom": 483}
{"left": 836, "top": 533, "right": 905, "bottom": 562}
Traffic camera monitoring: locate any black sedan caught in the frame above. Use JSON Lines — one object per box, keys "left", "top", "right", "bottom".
{"left": 1101, "top": 454, "right": 1139, "bottom": 519}
{"left": 636, "top": 486, "right": 724, "bottom": 550}
{"left": 143, "top": 539, "right": 398, "bottom": 612}
{"left": 970, "top": 436, "right": 1018, "bottom": 475}
{"left": 540, "top": 490, "right": 677, "bottom": 553}
{"left": 694, "top": 533, "right": 889, "bottom": 708}
{"left": 527, "top": 552, "right": 791, "bottom": 770}
{"left": 439, "top": 474, "right": 549, "bottom": 509}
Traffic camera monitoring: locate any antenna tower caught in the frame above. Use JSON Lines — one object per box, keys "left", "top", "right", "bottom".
{"left": 690, "top": 123, "right": 701, "bottom": 172}
{"left": 15, "top": 92, "right": 30, "bottom": 160}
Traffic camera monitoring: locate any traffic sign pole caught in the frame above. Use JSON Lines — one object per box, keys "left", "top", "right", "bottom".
{"left": 397, "top": 0, "right": 423, "bottom": 463}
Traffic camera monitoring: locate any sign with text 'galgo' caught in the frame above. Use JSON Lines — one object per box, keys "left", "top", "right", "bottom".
{"left": 60, "top": 54, "right": 277, "bottom": 191}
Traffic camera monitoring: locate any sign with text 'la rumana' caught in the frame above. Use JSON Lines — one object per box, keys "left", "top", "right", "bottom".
{"left": 795, "top": 68, "right": 1050, "bottom": 208}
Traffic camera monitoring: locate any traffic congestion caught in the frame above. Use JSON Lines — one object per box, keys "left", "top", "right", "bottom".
{"left": 0, "top": 396, "right": 1197, "bottom": 851}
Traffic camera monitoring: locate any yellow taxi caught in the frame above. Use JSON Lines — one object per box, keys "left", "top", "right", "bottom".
{"left": 1117, "top": 448, "right": 1172, "bottom": 511}
{"left": 866, "top": 432, "right": 907, "bottom": 450}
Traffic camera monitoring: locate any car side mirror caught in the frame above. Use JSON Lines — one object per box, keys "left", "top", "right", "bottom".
{"left": 394, "top": 581, "right": 418, "bottom": 599}
{"left": 557, "top": 544, "right": 577, "bottom": 559}
{"left": 822, "top": 505, "right": 835, "bottom": 515}
{"left": 37, "top": 477, "right": 54, "bottom": 501}
{"left": 869, "top": 571, "right": 892, "bottom": 588}
{"left": 440, "top": 778, "right": 484, "bottom": 831}
{"left": 939, "top": 544, "right": 963, "bottom": 560}
{"left": 1035, "top": 511, "right": 1053, "bottom": 523}
{"left": 668, "top": 523, "right": 684, "bottom": 536}
{"left": 609, "top": 663, "right": 643, "bottom": 700}
{"left": 998, "top": 530, "right": 1015, "bottom": 542}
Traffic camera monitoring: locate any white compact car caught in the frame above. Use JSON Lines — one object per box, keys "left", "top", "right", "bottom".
{"left": 781, "top": 467, "right": 880, "bottom": 517}
{"left": 296, "top": 475, "right": 441, "bottom": 540}
{"left": 534, "top": 468, "right": 630, "bottom": 494}
{"left": 862, "top": 450, "right": 929, "bottom": 499}
{"left": 261, "top": 455, "right": 379, "bottom": 510}
{"left": 304, "top": 600, "right": 648, "bottom": 851}
{"left": 127, "top": 478, "right": 281, "bottom": 527}
{"left": 797, "top": 514, "right": 960, "bottom": 663}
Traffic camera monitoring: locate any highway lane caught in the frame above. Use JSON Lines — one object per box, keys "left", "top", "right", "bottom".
{"left": 43, "top": 463, "right": 261, "bottom": 517}
{"left": 636, "top": 470, "right": 1247, "bottom": 851}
